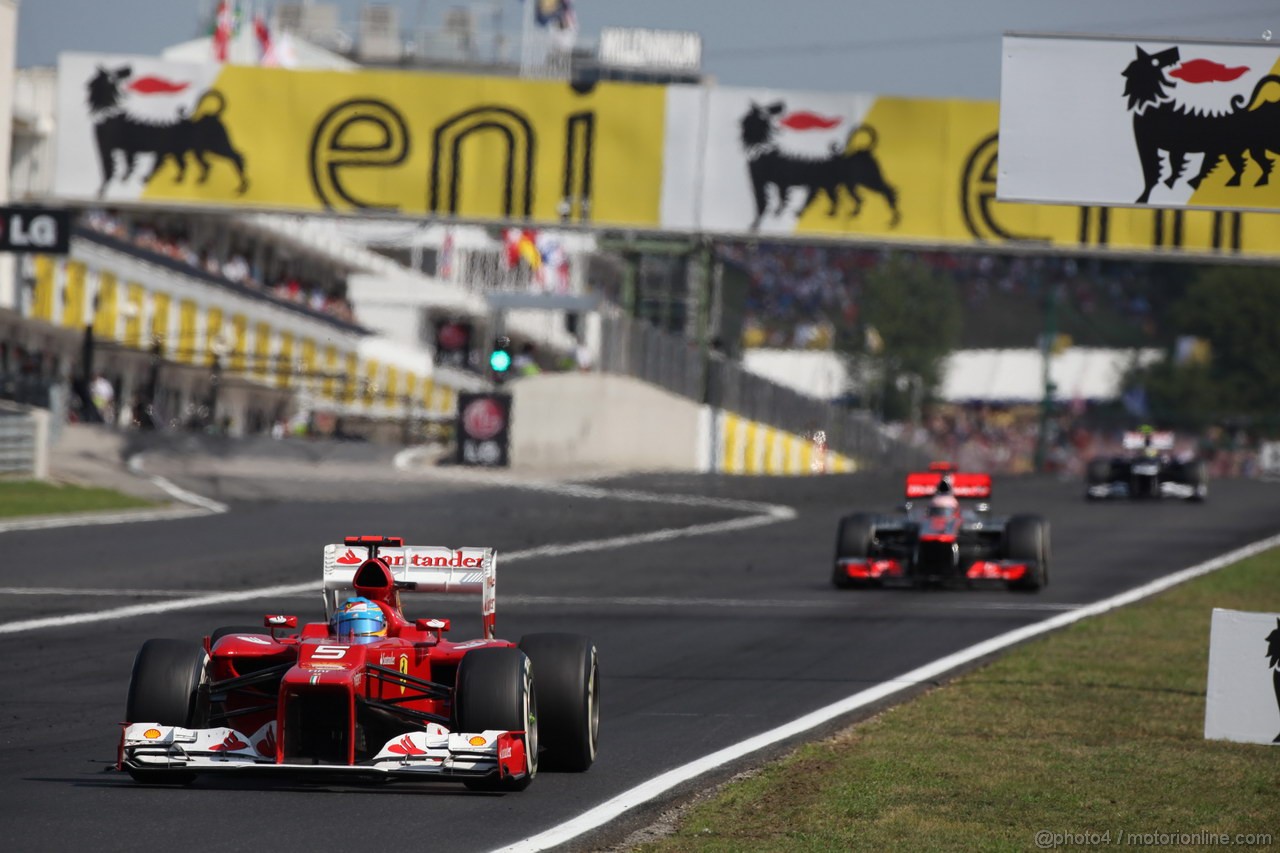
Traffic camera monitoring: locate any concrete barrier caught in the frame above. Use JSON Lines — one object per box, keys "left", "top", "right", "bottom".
{"left": 509, "top": 373, "right": 859, "bottom": 475}
{"left": 511, "top": 373, "right": 709, "bottom": 472}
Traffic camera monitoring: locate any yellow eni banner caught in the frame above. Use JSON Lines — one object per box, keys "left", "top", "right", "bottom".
{"left": 53, "top": 53, "right": 666, "bottom": 226}
{"left": 665, "top": 84, "right": 1280, "bottom": 258}
{"left": 52, "top": 53, "right": 1280, "bottom": 259}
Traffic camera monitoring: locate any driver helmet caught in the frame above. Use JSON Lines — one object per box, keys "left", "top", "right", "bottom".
{"left": 332, "top": 597, "right": 387, "bottom": 644}
{"left": 1139, "top": 425, "right": 1159, "bottom": 458}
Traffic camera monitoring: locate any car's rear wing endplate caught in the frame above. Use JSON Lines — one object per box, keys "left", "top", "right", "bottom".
{"left": 323, "top": 545, "right": 497, "bottom": 639}
{"left": 905, "top": 472, "right": 992, "bottom": 499}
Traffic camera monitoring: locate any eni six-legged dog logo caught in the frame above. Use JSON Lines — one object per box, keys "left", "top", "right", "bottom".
{"left": 1122, "top": 45, "right": 1280, "bottom": 204}
{"left": 86, "top": 65, "right": 249, "bottom": 198}
{"left": 739, "top": 101, "right": 900, "bottom": 230}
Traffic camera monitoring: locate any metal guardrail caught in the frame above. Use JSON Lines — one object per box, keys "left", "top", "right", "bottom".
{"left": 598, "top": 312, "right": 930, "bottom": 471}
{"left": 0, "top": 406, "right": 41, "bottom": 477}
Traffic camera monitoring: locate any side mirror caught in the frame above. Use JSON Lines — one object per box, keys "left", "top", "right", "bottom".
{"left": 416, "top": 618, "right": 450, "bottom": 641}
{"left": 265, "top": 614, "right": 298, "bottom": 629}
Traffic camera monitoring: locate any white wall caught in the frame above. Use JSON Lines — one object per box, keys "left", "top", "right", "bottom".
{"left": 511, "top": 372, "right": 705, "bottom": 471}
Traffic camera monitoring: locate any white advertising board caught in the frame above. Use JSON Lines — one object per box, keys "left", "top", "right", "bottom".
{"left": 999, "top": 34, "right": 1280, "bottom": 212}
{"left": 1204, "top": 608, "right": 1280, "bottom": 745}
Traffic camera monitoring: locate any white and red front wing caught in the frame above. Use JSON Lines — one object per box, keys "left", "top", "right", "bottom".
{"left": 118, "top": 721, "right": 528, "bottom": 781}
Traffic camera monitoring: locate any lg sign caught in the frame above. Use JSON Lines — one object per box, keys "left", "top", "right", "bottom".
{"left": 456, "top": 392, "right": 511, "bottom": 467}
{"left": 463, "top": 398, "right": 505, "bottom": 441}
{"left": 0, "top": 207, "right": 71, "bottom": 255}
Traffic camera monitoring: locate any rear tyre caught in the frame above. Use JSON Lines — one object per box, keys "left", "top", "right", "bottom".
{"left": 1006, "top": 514, "right": 1049, "bottom": 592}
{"left": 832, "top": 513, "right": 877, "bottom": 589}
{"left": 518, "top": 633, "right": 599, "bottom": 772}
{"left": 455, "top": 648, "right": 537, "bottom": 792}
{"left": 124, "top": 639, "right": 209, "bottom": 784}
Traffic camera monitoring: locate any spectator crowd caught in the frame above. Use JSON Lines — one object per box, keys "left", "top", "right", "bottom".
{"left": 84, "top": 209, "right": 358, "bottom": 325}
{"left": 720, "top": 242, "right": 1166, "bottom": 351}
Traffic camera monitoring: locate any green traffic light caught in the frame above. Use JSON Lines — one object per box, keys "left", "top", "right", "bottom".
{"left": 490, "top": 350, "right": 512, "bottom": 372}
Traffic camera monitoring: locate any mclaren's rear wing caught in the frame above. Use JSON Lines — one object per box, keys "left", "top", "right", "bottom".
{"left": 322, "top": 544, "right": 497, "bottom": 639}
{"left": 905, "top": 471, "right": 992, "bottom": 499}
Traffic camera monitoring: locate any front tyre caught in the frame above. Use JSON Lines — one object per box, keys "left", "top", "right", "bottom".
{"left": 124, "top": 639, "right": 209, "bottom": 784}
{"left": 518, "top": 633, "right": 599, "bottom": 772}
{"left": 1006, "top": 514, "right": 1049, "bottom": 592}
{"left": 1085, "top": 458, "right": 1111, "bottom": 501}
{"left": 455, "top": 648, "right": 537, "bottom": 792}
{"left": 1184, "top": 459, "right": 1209, "bottom": 502}
{"left": 833, "top": 513, "right": 877, "bottom": 589}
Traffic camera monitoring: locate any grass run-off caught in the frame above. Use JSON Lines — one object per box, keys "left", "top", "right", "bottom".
{"left": 0, "top": 480, "right": 154, "bottom": 518}
{"left": 636, "top": 549, "right": 1280, "bottom": 852}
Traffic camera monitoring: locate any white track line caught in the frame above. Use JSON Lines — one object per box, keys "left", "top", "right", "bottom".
{"left": 492, "top": 530, "right": 1280, "bottom": 853}
{"left": 0, "top": 505, "right": 212, "bottom": 532}
{"left": 128, "top": 453, "right": 229, "bottom": 513}
{"left": 0, "top": 587, "right": 1084, "bottom": 612}
{"left": 0, "top": 455, "right": 228, "bottom": 534}
{"left": 0, "top": 484, "right": 794, "bottom": 634}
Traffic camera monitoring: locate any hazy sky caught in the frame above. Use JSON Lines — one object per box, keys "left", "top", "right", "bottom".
{"left": 13, "top": 1, "right": 1280, "bottom": 99}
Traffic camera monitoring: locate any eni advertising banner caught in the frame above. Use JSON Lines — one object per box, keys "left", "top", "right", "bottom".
{"left": 665, "top": 82, "right": 1280, "bottom": 259}
{"left": 667, "top": 86, "right": 1002, "bottom": 242}
{"left": 999, "top": 34, "right": 1280, "bottom": 213}
{"left": 53, "top": 52, "right": 666, "bottom": 226}
{"left": 54, "top": 52, "right": 1280, "bottom": 260}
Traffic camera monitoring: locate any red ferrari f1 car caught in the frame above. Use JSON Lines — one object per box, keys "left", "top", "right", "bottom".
{"left": 832, "top": 463, "right": 1050, "bottom": 591}
{"left": 118, "top": 536, "right": 599, "bottom": 790}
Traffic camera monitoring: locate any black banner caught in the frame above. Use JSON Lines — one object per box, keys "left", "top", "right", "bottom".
{"left": 455, "top": 392, "right": 512, "bottom": 467}
{"left": 0, "top": 207, "right": 71, "bottom": 255}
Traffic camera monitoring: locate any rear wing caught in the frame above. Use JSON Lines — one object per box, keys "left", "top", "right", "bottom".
{"left": 905, "top": 471, "right": 992, "bottom": 500}
{"left": 1123, "top": 431, "right": 1174, "bottom": 451}
{"left": 322, "top": 544, "right": 497, "bottom": 639}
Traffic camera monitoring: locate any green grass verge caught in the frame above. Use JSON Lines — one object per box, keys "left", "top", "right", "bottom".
{"left": 637, "top": 550, "right": 1280, "bottom": 852}
{"left": 0, "top": 480, "right": 155, "bottom": 518}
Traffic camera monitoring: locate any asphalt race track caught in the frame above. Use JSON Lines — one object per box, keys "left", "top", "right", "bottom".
{"left": 2, "top": 454, "right": 1278, "bottom": 853}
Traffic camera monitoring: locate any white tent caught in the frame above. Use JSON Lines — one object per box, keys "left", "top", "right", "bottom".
{"left": 939, "top": 347, "right": 1163, "bottom": 403}
{"left": 742, "top": 347, "right": 1164, "bottom": 403}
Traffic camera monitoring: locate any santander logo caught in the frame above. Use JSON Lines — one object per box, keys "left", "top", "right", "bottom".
{"left": 336, "top": 549, "right": 363, "bottom": 565}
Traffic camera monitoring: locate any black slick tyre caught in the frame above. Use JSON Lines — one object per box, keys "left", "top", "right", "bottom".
{"left": 832, "top": 513, "right": 877, "bottom": 589}
{"left": 1184, "top": 460, "right": 1208, "bottom": 502}
{"left": 455, "top": 647, "right": 537, "bottom": 791}
{"left": 518, "top": 633, "right": 599, "bottom": 772}
{"left": 1085, "top": 458, "right": 1111, "bottom": 500}
{"left": 1006, "top": 514, "right": 1049, "bottom": 591}
{"left": 124, "top": 639, "right": 209, "bottom": 784}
